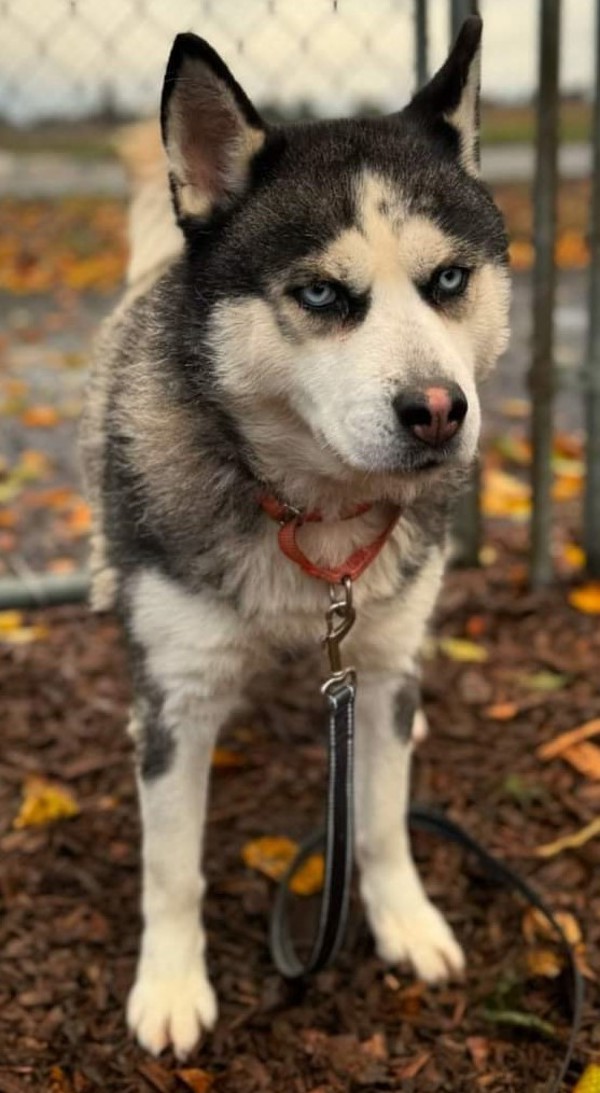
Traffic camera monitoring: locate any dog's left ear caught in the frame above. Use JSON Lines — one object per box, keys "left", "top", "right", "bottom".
{"left": 160, "top": 33, "right": 266, "bottom": 222}
{"left": 405, "top": 15, "right": 482, "bottom": 176}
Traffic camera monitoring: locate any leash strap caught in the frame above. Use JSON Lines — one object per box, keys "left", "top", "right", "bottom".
{"left": 270, "top": 675, "right": 355, "bottom": 976}
{"left": 270, "top": 723, "right": 583, "bottom": 1091}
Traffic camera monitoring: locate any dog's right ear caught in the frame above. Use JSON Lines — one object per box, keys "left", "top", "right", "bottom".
{"left": 161, "top": 33, "right": 266, "bottom": 222}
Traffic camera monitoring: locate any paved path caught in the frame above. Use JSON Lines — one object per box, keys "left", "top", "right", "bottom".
{"left": 0, "top": 142, "right": 592, "bottom": 197}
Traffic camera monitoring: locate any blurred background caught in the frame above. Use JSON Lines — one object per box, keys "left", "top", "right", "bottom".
{"left": 0, "top": 0, "right": 596, "bottom": 597}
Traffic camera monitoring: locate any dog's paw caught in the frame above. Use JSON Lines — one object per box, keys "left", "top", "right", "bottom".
{"left": 127, "top": 963, "right": 218, "bottom": 1059}
{"left": 361, "top": 866, "right": 464, "bottom": 984}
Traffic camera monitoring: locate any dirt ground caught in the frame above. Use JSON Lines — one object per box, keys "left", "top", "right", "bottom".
{"left": 1, "top": 533, "right": 599, "bottom": 1093}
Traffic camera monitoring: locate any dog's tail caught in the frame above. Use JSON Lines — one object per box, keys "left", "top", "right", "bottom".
{"left": 115, "top": 120, "right": 183, "bottom": 293}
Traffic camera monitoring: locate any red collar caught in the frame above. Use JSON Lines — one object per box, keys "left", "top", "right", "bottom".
{"left": 260, "top": 494, "right": 400, "bottom": 584}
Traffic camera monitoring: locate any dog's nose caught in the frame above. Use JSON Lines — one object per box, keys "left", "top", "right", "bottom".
{"left": 395, "top": 383, "right": 468, "bottom": 448}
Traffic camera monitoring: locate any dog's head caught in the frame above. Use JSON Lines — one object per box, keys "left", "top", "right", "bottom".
{"left": 160, "top": 18, "right": 509, "bottom": 505}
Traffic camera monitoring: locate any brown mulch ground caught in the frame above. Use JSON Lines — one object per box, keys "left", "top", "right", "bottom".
{"left": 1, "top": 546, "right": 600, "bottom": 1093}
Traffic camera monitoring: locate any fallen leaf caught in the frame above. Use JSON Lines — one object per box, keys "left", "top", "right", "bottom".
{"left": 175, "top": 1069, "right": 214, "bottom": 1093}
{"left": 63, "top": 499, "right": 91, "bottom": 537}
{"left": 574, "top": 1065, "right": 600, "bottom": 1093}
{"left": 485, "top": 702, "right": 519, "bottom": 721}
{"left": 536, "top": 815, "right": 600, "bottom": 857}
{"left": 466, "top": 1036, "right": 490, "bottom": 1070}
{"left": 552, "top": 474, "right": 583, "bottom": 501}
{"left": 480, "top": 1007, "right": 555, "bottom": 1037}
{"left": 537, "top": 719, "right": 600, "bottom": 760}
{"left": 21, "top": 405, "right": 60, "bottom": 428}
{"left": 211, "top": 747, "right": 246, "bottom": 769}
{"left": 13, "top": 775, "right": 80, "bottom": 829}
{"left": 465, "top": 614, "right": 487, "bottom": 638}
{"left": 561, "top": 543, "right": 586, "bottom": 570}
{"left": 569, "top": 583, "right": 600, "bottom": 615}
{"left": 479, "top": 544, "right": 498, "bottom": 566}
{"left": 560, "top": 742, "right": 600, "bottom": 780}
{"left": 0, "top": 610, "right": 49, "bottom": 645}
{"left": 493, "top": 434, "right": 532, "bottom": 466}
{"left": 522, "top": 907, "right": 582, "bottom": 946}
{"left": 0, "top": 509, "right": 17, "bottom": 528}
{"left": 49, "top": 1066, "right": 72, "bottom": 1093}
{"left": 361, "top": 1032, "right": 387, "bottom": 1060}
{"left": 47, "top": 557, "right": 77, "bottom": 574}
{"left": 519, "top": 670, "right": 569, "bottom": 692}
{"left": 438, "top": 637, "right": 489, "bottom": 663}
{"left": 241, "top": 835, "right": 324, "bottom": 895}
{"left": 393, "top": 1052, "right": 430, "bottom": 1080}
{"left": 554, "top": 432, "right": 584, "bottom": 460}
{"left": 500, "top": 397, "right": 530, "bottom": 419}
{"left": 525, "top": 948, "right": 563, "bottom": 979}
{"left": 482, "top": 469, "right": 531, "bottom": 520}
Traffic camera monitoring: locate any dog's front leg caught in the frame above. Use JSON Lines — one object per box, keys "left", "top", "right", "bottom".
{"left": 126, "top": 686, "right": 236, "bottom": 1058}
{"left": 354, "top": 674, "right": 465, "bottom": 983}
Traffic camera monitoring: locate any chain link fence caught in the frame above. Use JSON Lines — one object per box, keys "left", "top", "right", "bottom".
{"left": 0, "top": 0, "right": 598, "bottom": 602}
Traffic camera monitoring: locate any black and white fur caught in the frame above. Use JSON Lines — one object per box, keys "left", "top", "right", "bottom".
{"left": 81, "top": 16, "right": 509, "bottom": 1058}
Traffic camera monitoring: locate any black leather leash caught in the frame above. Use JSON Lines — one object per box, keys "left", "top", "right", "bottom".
{"left": 269, "top": 582, "right": 584, "bottom": 1091}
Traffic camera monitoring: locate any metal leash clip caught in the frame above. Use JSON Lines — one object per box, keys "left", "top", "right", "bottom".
{"left": 322, "top": 575, "right": 356, "bottom": 692}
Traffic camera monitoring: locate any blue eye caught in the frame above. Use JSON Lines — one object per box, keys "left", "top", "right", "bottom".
{"left": 435, "top": 267, "right": 469, "bottom": 297}
{"left": 298, "top": 282, "right": 339, "bottom": 310}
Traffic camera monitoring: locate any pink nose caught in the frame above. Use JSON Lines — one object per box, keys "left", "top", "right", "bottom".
{"left": 395, "top": 383, "right": 468, "bottom": 448}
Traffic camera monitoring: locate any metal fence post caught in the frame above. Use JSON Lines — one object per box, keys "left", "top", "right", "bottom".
{"left": 529, "top": 0, "right": 561, "bottom": 587}
{"left": 414, "top": 0, "right": 428, "bottom": 90}
{"left": 584, "top": 0, "right": 600, "bottom": 577}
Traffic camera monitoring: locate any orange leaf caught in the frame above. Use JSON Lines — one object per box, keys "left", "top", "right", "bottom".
{"left": 569, "top": 584, "right": 600, "bottom": 614}
{"left": 0, "top": 509, "right": 17, "bottom": 528}
{"left": 47, "top": 557, "right": 77, "bottom": 575}
{"left": 522, "top": 907, "right": 582, "bottom": 946}
{"left": 241, "top": 836, "right": 324, "bottom": 895}
{"left": 211, "top": 747, "right": 246, "bottom": 769}
{"left": 484, "top": 702, "right": 519, "bottom": 721}
{"left": 552, "top": 474, "right": 583, "bottom": 501}
{"left": 537, "top": 719, "right": 600, "bottom": 760}
{"left": 21, "top": 405, "right": 60, "bottom": 428}
{"left": 175, "top": 1069, "right": 214, "bottom": 1093}
{"left": 560, "top": 742, "right": 600, "bottom": 781}
{"left": 63, "top": 499, "right": 91, "bottom": 537}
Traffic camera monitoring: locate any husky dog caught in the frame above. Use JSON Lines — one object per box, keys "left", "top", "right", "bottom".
{"left": 81, "top": 15, "right": 509, "bottom": 1059}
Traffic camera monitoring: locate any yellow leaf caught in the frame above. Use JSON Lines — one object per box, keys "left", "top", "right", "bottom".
{"left": 536, "top": 816, "right": 600, "bottom": 858}
{"left": 478, "top": 545, "right": 497, "bottom": 566}
{"left": 537, "top": 719, "right": 600, "bottom": 760}
{"left": 569, "top": 583, "right": 600, "bottom": 615}
{"left": 13, "top": 775, "right": 79, "bottom": 829}
{"left": 289, "top": 852, "right": 324, "bottom": 896}
{"left": 573, "top": 1064, "right": 600, "bottom": 1093}
{"left": 561, "top": 543, "right": 585, "bottom": 570}
{"left": 493, "top": 434, "right": 532, "bottom": 466}
{"left": 482, "top": 468, "right": 531, "bottom": 520}
{"left": 241, "top": 836, "right": 324, "bottom": 896}
{"left": 526, "top": 948, "right": 563, "bottom": 979}
{"left": 0, "top": 610, "right": 23, "bottom": 632}
{"left": 438, "top": 637, "right": 488, "bottom": 663}
{"left": 176, "top": 1068, "right": 214, "bottom": 1093}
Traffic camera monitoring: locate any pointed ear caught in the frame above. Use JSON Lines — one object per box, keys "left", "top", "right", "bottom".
{"left": 406, "top": 15, "right": 482, "bottom": 175}
{"left": 160, "top": 33, "right": 266, "bottom": 222}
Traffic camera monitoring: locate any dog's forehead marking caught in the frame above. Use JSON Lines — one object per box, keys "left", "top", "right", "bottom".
{"left": 319, "top": 171, "right": 459, "bottom": 288}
